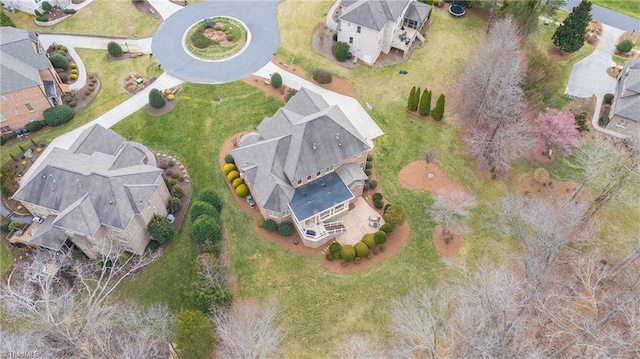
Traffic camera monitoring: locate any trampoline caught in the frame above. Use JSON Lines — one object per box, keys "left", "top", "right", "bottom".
{"left": 449, "top": 0, "right": 466, "bottom": 17}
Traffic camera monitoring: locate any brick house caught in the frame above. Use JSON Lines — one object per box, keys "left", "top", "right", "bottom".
{"left": 337, "top": 0, "right": 432, "bottom": 65}
{"left": 12, "top": 125, "right": 170, "bottom": 259}
{"left": 608, "top": 59, "right": 640, "bottom": 137}
{"left": 231, "top": 88, "right": 373, "bottom": 248}
{"left": 0, "top": 26, "right": 66, "bottom": 135}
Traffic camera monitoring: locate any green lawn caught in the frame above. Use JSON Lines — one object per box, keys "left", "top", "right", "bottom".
{"left": 1, "top": 49, "right": 161, "bottom": 165}
{"left": 5, "top": 0, "right": 161, "bottom": 37}
{"left": 592, "top": 0, "right": 640, "bottom": 19}
{"left": 0, "top": 240, "right": 13, "bottom": 278}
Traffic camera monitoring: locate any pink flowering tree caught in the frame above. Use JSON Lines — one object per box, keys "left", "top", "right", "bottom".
{"left": 538, "top": 108, "right": 581, "bottom": 156}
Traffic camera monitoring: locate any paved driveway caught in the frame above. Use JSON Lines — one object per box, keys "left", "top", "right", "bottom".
{"left": 565, "top": 23, "right": 624, "bottom": 98}
{"left": 152, "top": 1, "right": 279, "bottom": 84}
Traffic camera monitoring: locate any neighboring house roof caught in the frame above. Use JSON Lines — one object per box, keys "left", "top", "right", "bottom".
{"left": 340, "top": 0, "right": 412, "bottom": 31}
{"left": 614, "top": 59, "right": 640, "bottom": 122}
{"left": 232, "top": 88, "right": 371, "bottom": 213}
{"left": 405, "top": 2, "right": 432, "bottom": 23}
{"left": 13, "top": 125, "right": 162, "bottom": 237}
{"left": 0, "top": 26, "right": 50, "bottom": 95}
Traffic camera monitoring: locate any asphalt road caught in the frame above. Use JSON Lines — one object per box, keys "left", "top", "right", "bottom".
{"left": 562, "top": 0, "right": 640, "bottom": 33}
{"left": 152, "top": 1, "right": 279, "bottom": 84}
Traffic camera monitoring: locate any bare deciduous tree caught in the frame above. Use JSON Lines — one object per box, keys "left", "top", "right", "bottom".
{"left": 335, "top": 334, "right": 385, "bottom": 359}
{"left": 426, "top": 190, "right": 474, "bottom": 243}
{"left": 214, "top": 299, "right": 284, "bottom": 359}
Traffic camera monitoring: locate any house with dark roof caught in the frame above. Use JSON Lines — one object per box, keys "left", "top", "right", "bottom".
{"left": 12, "top": 125, "right": 170, "bottom": 259}
{"left": 231, "top": 88, "right": 372, "bottom": 248}
{"left": 337, "top": 0, "right": 432, "bottom": 65}
{"left": 0, "top": 27, "right": 66, "bottom": 136}
{"left": 609, "top": 59, "right": 640, "bottom": 137}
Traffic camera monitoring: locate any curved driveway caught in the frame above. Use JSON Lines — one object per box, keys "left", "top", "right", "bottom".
{"left": 152, "top": 1, "right": 279, "bottom": 84}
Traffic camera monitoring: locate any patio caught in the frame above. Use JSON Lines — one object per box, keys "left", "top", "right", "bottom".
{"left": 333, "top": 197, "right": 385, "bottom": 246}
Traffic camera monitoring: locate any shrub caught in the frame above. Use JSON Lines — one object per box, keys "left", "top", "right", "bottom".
{"left": 285, "top": 89, "right": 297, "bottom": 102}
{"left": 365, "top": 169, "right": 372, "bottom": 177}
{"left": 340, "top": 245, "right": 356, "bottom": 261}
{"left": 50, "top": 53, "right": 69, "bottom": 69}
{"left": 224, "top": 154, "right": 235, "bottom": 164}
{"left": 202, "top": 18, "right": 215, "bottom": 28}
{"left": 227, "top": 170, "right": 240, "bottom": 182}
{"left": 107, "top": 41, "right": 123, "bottom": 57}
{"left": 312, "top": 70, "right": 332, "bottom": 84}
{"left": 41, "top": 1, "right": 52, "bottom": 12}
{"left": 374, "top": 230, "right": 387, "bottom": 245}
{"left": 35, "top": 15, "right": 49, "bottom": 22}
{"left": 171, "top": 172, "right": 180, "bottom": 179}
{"left": 574, "top": 111, "right": 589, "bottom": 133}
{"left": 278, "top": 222, "right": 293, "bottom": 236}
{"left": 71, "top": 69, "right": 78, "bottom": 75}
{"left": 368, "top": 180, "right": 378, "bottom": 190}
{"left": 271, "top": 72, "right": 283, "bottom": 88}
{"left": 419, "top": 89, "right": 432, "bottom": 116}
{"left": 70, "top": 73, "right": 78, "bottom": 80}
{"left": 43, "top": 105, "right": 74, "bottom": 126}
{"left": 374, "top": 199, "right": 384, "bottom": 209}
{"left": 380, "top": 223, "right": 393, "bottom": 234}
{"left": 192, "top": 214, "right": 222, "bottom": 245}
{"left": 232, "top": 177, "right": 244, "bottom": 188}
{"left": 84, "top": 90, "right": 91, "bottom": 96}
{"left": 533, "top": 168, "right": 549, "bottom": 184}
{"left": 167, "top": 197, "right": 182, "bottom": 214}
{"left": 147, "top": 213, "right": 173, "bottom": 244}
{"left": 264, "top": 219, "right": 277, "bottom": 232}
{"left": 432, "top": 94, "right": 445, "bottom": 120}
{"left": 235, "top": 184, "right": 249, "bottom": 197}
{"left": 191, "top": 30, "right": 214, "bottom": 48}
{"left": 8, "top": 222, "right": 22, "bottom": 232}
{"left": 0, "top": 136, "right": 5, "bottom": 146}
{"left": 225, "top": 34, "right": 234, "bottom": 41}
{"left": 341, "top": 259, "right": 349, "bottom": 266}
{"left": 603, "top": 93, "right": 614, "bottom": 105}
{"left": 332, "top": 32, "right": 338, "bottom": 41}
{"left": 190, "top": 201, "right": 219, "bottom": 222}
{"left": 598, "top": 116, "right": 610, "bottom": 127}
{"left": 149, "top": 88, "right": 166, "bottom": 109}
{"left": 25, "top": 121, "right": 44, "bottom": 132}
{"left": 354, "top": 256, "right": 362, "bottom": 264}
{"left": 223, "top": 163, "right": 236, "bottom": 174}
{"left": 362, "top": 233, "right": 376, "bottom": 248}
{"left": 372, "top": 193, "right": 383, "bottom": 201}
{"left": 366, "top": 154, "right": 373, "bottom": 162}
{"left": 355, "top": 242, "right": 369, "bottom": 257}
{"left": 365, "top": 161, "right": 373, "bottom": 169}
{"left": 407, "top": 86, "right": 419, "bottom": 112}
{"left": 63, "top": 8, "right": 76, "bottom": 14}
{"left": 172, "top": 185, "right": 184, "bottom": 198}
{"left": 332, "top": 41, "right": 350, "bottom": 61}
{"left": 1, "top": 9, "right": 16, "bottom": 27}
{"left": 616, "top": 39, "right": 633, "bottom": 54}
{"left": 59, "top": 73, "right": 69, "bottom": 83}
{"left": 384, "top": 206, "right": 406, "bottom": 226}
{"left": 326, "top": 252, "right": 335, "bottom": 261}
{"left": 329, "top": 242, "right": 342, "bottom": 253}
{"left": 257, "top": 218, "right": 265, "bottom": 228}
{"left": 194, "top": 189, "right": 222, "bottom": 213}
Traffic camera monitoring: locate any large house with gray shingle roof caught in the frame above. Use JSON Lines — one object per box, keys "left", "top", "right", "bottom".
{"left": 12, "top": 125, "right": 170, "bottom": 259}
{"left": 609, "top": 59, "right": 640, "bottom": 137}
{"left": 0, "top": 26, "right": 66, "bottom": 136}
{"left": 232, "top": 88, "right": 372, "bottom": 248}
{"left": 337, "top": 0, "right": 431, "bottom": 65}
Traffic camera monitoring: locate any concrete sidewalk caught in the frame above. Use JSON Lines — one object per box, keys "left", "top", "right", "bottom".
{"left": 148, "top": 0, "right": 184, "bottom": 20}
{"left": 254, "top": 62, "right": 384, "bottom": 144}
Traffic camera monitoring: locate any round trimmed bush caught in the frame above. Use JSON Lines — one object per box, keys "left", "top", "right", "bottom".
{"left": 223, "top": 163, "right": 236, "bottom": 175}
{"left": 50, "top": 53, "right": 69, "bottom": 69}
{"left": 190, "top": 201, "right": 218, "bottom": 222}
{"left": 329, "top": 242, "right": 342, "bottom": 253}
{"left": 380, "top": 223, "right": 393, "bottom": 234}
{"left": 312, "top": 70, "right": 332, "bottom": 84}
{"left": 235, "top": 184, "right": 249, "bottom": 197}
{"left": 227, "top": 170, "right": 240, "bottom": 182}
{"left": 332, "top": 41, "right": 350, "bottom": 62}
{"left": 35, "top": 15, "right": 49, "bottom": 22}
{"left": 264, "top": 219, "right": 277, "bottom": 232}
{"left": 374, "top": 230, "right": 387, "bottom": 245}
{"left": 326, "top": 252, "right": 335, "bottom": 261}
{"left": 232, "top": 177, "right": 244, "bottom": 188}
{"left": 192, "top": 214, "right": 222, "bottom": 245}
{"left": 149, "top": 88, "right": 166, "bottom": 109}
{"left": 598, "top": 116, "right": 610, "bottom": 127}
{"left": 107, "top": 41, "right": 123, "bottom": 57}
{"left": 167, "top": 197, "right": 182, "bottom": 214}
{"left": 271, "top": 73, "right": 283, "bottom": 89}
{"left": 63, "top": 8, "right": 76, "bottom": 14}
{"left": 226, "top": 34, "right": 234, "bottom": 41}
{"left": 58, "top": 73, "right": 69, "bottom": 83}
{"left": 43, "top": 105, "right": 74, "bottom": 126}
{"left": 365, "top": 169, "right": 372, "bottom": 177}
{"left": 70, "top": 69, "right": 78, "bottom": 75}
{"left": 368, "top": 180, "right": 378, "bottom": 190}
{"left": 257, "top": 218, "right": 265, "bottom": 228}
{"left": 25, "top": 121, "right": 44, "bottom": 132}
{"left": 365, "top": 161, "right": 373, "bottom": 169}
{"left": 278, "top": 222, "right": 293, "bottom": 236}
{"left": 70, "top": 62, "right": 77, "bottom": 69}
{"left": 173, "top": 186, "right": 184, "bottom": 199}
{"left": 41, "top": 1, "right": 52, "bottom": 12}
{"left": 340, "top": 245, "right": 356, "bottom": 261}
{"left": 384, "top": 205, "right": 406, "bottom": 227}
{"left": 372, "top": 193, "right": 383, "bottom": 201}
{"left": 355, "top": 242, "right": 369, "bottom": 257}
{"left": 167, "top": 94, "right": 175, "bottom": 101}
{"left": 224, "top": 154, "right": 235, "bottom": 164}
{"left": 361, "top": 233, "right": 376, "bottom": 248}
{"left": 197, "top": 188, "right": 223, "bottom": 212}
{"left": 374, "top": 199, "right": 384, "bottom": 209}
{"left": 367, "top": 154, "right": 373, "bottom": 161}
{"left": 603, "top": 93, "right": 614, "bottom": 105}
{"left": 616, "top": 39, "right": 633, "bottom": 54}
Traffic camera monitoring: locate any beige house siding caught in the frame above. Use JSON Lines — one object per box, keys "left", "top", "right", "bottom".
{"left": 338, "top": 21, "right": 383, "bottom": 65}
{"left": 121, "top": 217, "right": 151, "bottom": 255}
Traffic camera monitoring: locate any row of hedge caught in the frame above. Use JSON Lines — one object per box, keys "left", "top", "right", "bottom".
{"left": 407, "top": 86, "right": 445, "bottom": 120}
{"left": 326, "top": 225, "right": 393, "bottom": 265}
{"left": 190, "top": 188, "right": 224, "bottom": 246}
{"left": 223, "top": 162, "right": 250, "bottom": 197}
{"left": 257, "top": 218, "right": 293, "bottom": 237}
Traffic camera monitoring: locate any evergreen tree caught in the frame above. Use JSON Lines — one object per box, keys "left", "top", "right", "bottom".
{"left": 552, "top": 0, "right": 592, "bottom": 53}
{"left": 407, "top": 86, "right": 416, "bottom": 111}
{"left": 413, "top": 87, "right": 421, "bottom": 112}
{"left": 432, "top": 94, "right": 445, "bottom": 121}
{"left": 419, "top": 89, "right": 431, "bottom": 116}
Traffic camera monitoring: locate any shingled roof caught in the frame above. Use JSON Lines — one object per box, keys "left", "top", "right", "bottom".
{"left": 232, "top": 88, "right": 371, "bottom": 213}
{"left": 340, "top": 0, "right": 412, "bottom": 31}
{"left": 614, "top": 59, "right": 640, "bottom": 122}
{"left": 0, "top": 27, "right": 51, "bottom": 95}
{"left": 13, "top": 125, "right": 162, "bottom": 237}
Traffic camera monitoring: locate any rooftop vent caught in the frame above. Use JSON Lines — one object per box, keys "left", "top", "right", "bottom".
{"left": 336, "top": 133, "right": 340, "bottom": 140}
{"left": 312, "top": 142, "right": 317, "bottom": 150}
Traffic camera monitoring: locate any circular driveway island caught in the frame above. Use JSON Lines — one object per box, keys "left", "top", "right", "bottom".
{"left": 152, "top": 1, "right": 279, "bottom": 84}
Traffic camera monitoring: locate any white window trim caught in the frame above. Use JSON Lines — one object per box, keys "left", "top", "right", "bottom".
{"left": 268, "top": 210, "right": 279, "bottom": 218}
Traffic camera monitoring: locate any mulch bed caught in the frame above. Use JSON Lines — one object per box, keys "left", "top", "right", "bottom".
{"left": 432, "top": 226, "right": 462, "bottom": 257}
{"left": 131, "top": 0, "right": 162, "bottom": 20}
{"left": 155, "top": 154, "right": 191, "bottom": 233}
{"left": 145, "top": 87, "right": 180, "bottom": 116}
{"left": 398, "top": 161, "right": 472, "bottom": 202}
{"left": 41, "top": 7, "right": 68, "bottom": 21}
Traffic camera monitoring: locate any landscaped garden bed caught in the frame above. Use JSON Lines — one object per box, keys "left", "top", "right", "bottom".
{"left": 156, "top": 153, "right": 191, "bottom": 234}
{"left": 1, "top": 140, "right": 50, "bottom": 215}
{"left": 46, "top": 43, "right": 78, "bottom": 86}
{"left": 33, "top": 2, "right": 76, "bottom": 25}
{"left": 185, "top": 17, "right": 248, "bottom": 60}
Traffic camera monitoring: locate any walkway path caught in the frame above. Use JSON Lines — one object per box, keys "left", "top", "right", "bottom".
{"left": 147, "top": 0, "right": 183, "bottom": 20}
{"left": 325, "top": 0, "right": 340, "bottom": 31}
{"left": 562, "top": 0, "right": 639, "bottom": 33}
{"left": 152, "top": 1, "right": 279, "bottom": 84}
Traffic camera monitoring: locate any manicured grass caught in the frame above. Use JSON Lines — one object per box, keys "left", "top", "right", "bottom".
{"left": 1, "top": 49, "right": 161, "bottom": 165}
{"left": 592, "top": 0, "right": 640, "bottom": 19}
{"left": 0, "top": 240, "right": 13, "bottom": 278}
{"left": 5, "top": 0, "right": 161, "bottom": 37}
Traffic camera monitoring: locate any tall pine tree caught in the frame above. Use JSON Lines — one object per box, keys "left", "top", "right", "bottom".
{"left": 407, "top": 86, "right": 416, "bottom": 111}
{"left": 432, "top": 94, "right": 445, "bottom": 121}
{"left": 419, "top": 89, "right": 431, "bottom": 116}
{"left": 552, "top": 0, "right": 592, "bottom": 53}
